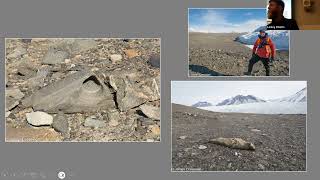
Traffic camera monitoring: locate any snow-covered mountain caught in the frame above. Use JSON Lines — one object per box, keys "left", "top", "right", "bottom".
{"left": 236, "top": 26, "right": 289, "bottom": 50}
{"left": 198, "top": 88, "right": 307, "bottom": 114}
{"left": 192, "top": 101, "right": 213, "bottom": 107}
{"left": 271, "top": 87, "right": 307, "bottom": 103}
{"left": 216, "top": 95, "right": 266, "bottom": 106}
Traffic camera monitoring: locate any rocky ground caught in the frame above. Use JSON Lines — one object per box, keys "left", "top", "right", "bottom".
{"left": 189, "top": 32, "right": 289, "bottom": 76}
{"left": 5, "top": 38, "right": 160, "bottom": 142}
{"left": 172, "top": 104, "right": 306, "bottom": 171}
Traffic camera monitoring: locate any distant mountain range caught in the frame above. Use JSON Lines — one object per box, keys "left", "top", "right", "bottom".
{"left": 192, "top": 101, "right": 213, "bottom": 107}
{"left": 216, "top": 95, "right": 265, "bottom": 106}
{"left": 192, "top": 87, "right": 307, "bottom": 107}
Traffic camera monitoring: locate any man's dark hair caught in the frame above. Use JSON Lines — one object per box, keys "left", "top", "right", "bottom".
{"left": 269, "top": 0, "right": 285, "bottom": 12}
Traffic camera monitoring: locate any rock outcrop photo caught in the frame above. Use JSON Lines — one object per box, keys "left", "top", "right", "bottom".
{"left": 5, "top": 38, "right": 160, "bottom": 142}
{"left": 188, "top": 9, "right": 289, "bottom": 76}
{"left": 171, "top": 81, "right": 306, "bottom": 171}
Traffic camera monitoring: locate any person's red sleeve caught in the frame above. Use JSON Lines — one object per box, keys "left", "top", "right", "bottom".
{"left": 269, "top": 38, "right": 276, "bottom": 58}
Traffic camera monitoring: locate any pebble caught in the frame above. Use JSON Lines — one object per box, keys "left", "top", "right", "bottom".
{"left": 198, "top": 145, "right": 207, "bottom": 150}
{"left": 251, "top": 129, "right": 261, "bottom": 132}
{"left": 149, "top": 125, "right": 160, "bottom": 136}
{"left": 124, "top": 49, "right": 139, "bottom": 58}
{"left": 258, "top": 164, "right": 265, "bottom": 170}
{"left": 108, "top": 119, "right": 119, "bottom": 127}
{"left": 110, "top": 54, "right": 123, "bottom": 64}
{"left": 107, "top": 110, "right": 120, "bottom": 127}
{"left": 64, "top": 58, "right": 71, "bottom": 63}
{"left": 26, "top": 111, "right": 53, "bottom": 126}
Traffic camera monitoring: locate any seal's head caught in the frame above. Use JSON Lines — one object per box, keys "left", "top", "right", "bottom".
{"left": 246, "top": 142, "right": 256, "bottom": 150}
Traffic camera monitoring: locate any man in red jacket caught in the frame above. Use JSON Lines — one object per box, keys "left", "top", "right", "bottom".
{"left": 244, "top": 29, "right": 276, "bottom": 76}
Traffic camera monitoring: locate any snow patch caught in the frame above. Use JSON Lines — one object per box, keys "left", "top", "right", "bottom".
{"left": 271, "top": 88, "right": 307, "bottom": 103}
{"left": 201, "top": 102, "right": 306, "bottom": 114}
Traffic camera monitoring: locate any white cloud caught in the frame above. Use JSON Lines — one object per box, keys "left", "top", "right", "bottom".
{"left": 189, "top": 10, "right": 266, "bottom": 33}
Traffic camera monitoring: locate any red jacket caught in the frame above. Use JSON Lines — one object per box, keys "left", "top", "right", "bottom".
{"left": 253, "top": 36, "right": 276, "bottom": 59}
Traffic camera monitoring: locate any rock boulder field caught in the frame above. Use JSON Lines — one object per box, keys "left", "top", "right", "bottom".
{"left": 188, "top": 32, "right": 289, "bottom": 76}
{"left": 5, "top": 38, "right": 160, "bottom": 142}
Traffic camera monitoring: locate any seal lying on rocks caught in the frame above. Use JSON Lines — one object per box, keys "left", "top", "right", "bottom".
{"left": 209, "top": 137, "right": 255, "bottom": 150}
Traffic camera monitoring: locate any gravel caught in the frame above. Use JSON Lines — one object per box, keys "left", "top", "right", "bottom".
{"left": 172, "top": 103, "right": 306, "bottom": 171}
{"left": 189, "top": 32, "right": 289, "bottom": 76}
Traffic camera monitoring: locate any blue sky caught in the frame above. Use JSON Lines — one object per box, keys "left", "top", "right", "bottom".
{"left": 189, "top": 8, "right": 267, "bottom": 33}
{"left": 172, "top": 81, "right": 306, "bottom": 106}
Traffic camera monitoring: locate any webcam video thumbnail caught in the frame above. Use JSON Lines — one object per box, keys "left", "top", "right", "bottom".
{"left": 267, "top": 0, "right": 320, "bottom": 30}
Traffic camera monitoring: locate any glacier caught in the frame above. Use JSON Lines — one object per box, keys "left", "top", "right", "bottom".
{"left": 200, "top": 102, "right": 306, "bottom": 114}
{"left": 236, "top": 26, "right": 289, "bottom": 50}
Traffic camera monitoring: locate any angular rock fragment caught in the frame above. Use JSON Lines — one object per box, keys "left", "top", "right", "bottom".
{"left": 43, "top": 48, "right": 69, "bottom": 65}
{"left": 5, "top": 97, "right": 19, "bottom": 111}
{"left": 6, "top": 88, "right": 25, "bottom": 100}
{"left": 148, "top": 54, "right": 160, "bottom": 68}
{"left": 109, "top": 76, "right": 148, "bottom": 111}
{"left": 22, "top": 70, "right": 116, "bottom": 113}
{"left": 52, "top": 111, "right": 69, "bottom": 137}
{"left": 209, "top": 137, "right": 255, "bottom": 150}
{"left": 5, "top": 88, "right": 25, "bottom": 111}
{"left": 16, "top": 57, "right": 38, "bottom": 77}
{"left": 107, "top": 71, "right": 160, "bottom": 112}
{"left": 140, "top": 77, "right": 160, "bottom": 101}
{"left": 139, "top": 104, "right": 160, "bottom": 120}
{"left": 7, "top": 46, "right": 27, "bottom": 59}
{"left": 107, "top": 109, "right": 120, "bottom": 127}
